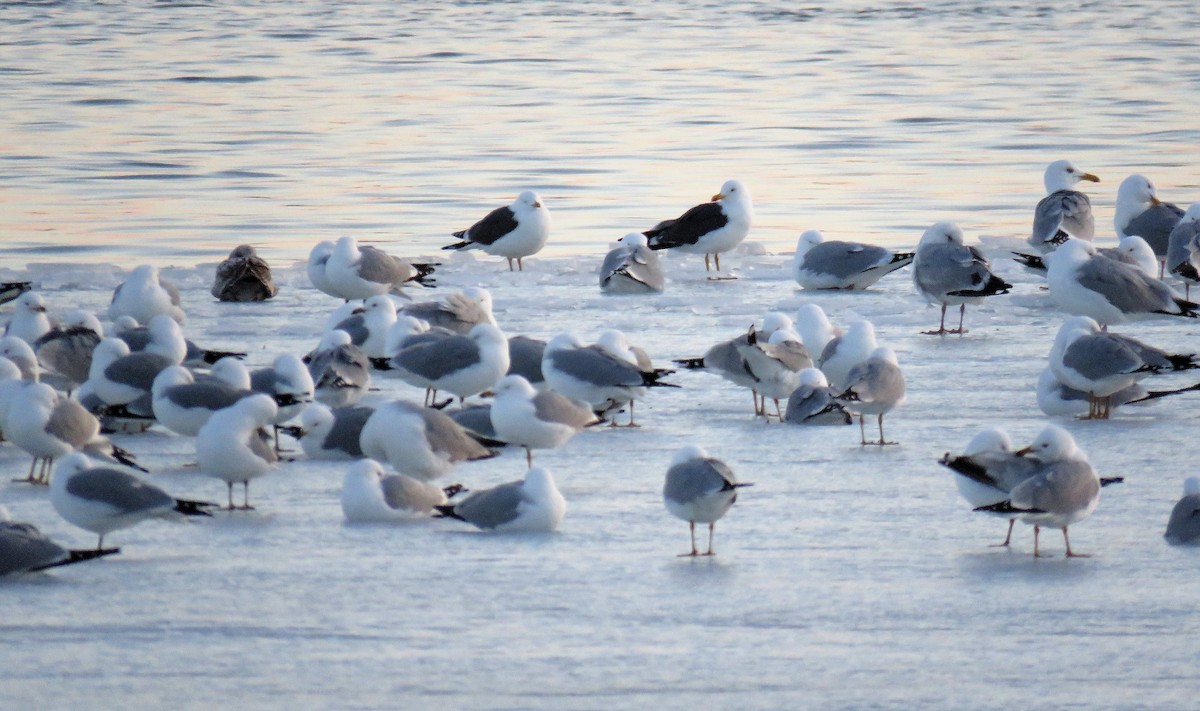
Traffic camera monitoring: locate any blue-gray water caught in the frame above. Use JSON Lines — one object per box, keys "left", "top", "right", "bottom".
{"left": 2, "top": 0, "right": 1198, "bottom": 269}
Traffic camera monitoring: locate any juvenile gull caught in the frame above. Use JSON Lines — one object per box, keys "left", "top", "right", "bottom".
{"left": 324, "top": 235, "right": 436, "bottom": 300}
{"left": 1166, "top": 203, "right": 1200, "bottom": 297}
{"left": 341, "top": 460, "right": 463, "bottom": 523}
{"left": 837, "top": 346, "right": 905, "bottom": 446}
{"left": 399, "top": 286, "right": 495, "bottom": 335}
{"left": 34, "top": 310, "right": 103, "bottom": 390}
{"left": 435, "top": 466, "right": 566, "bottom": 532}
{"left": 672, "top": 312, "right": 794, "bottom": 416}
{"left": 662, "top": 445, "right": 751, "bottom": 557}
{"left": 644, "top": 179, "right": 753, "bottom": 275}
{"left": 443, "top": 190, "right": 551, "bottom": 272}
{"left": 211, "top": 244, "right": 278, "bottom": 302}
{"left": 1028, "top": 159, "right": 1100, "bottom": 252}
{"left": 359, "top": 400, "right": 495, "bottom": 481}
{"left": 6, "top": 381, "right": 100, "bottom": 485}
{"left": 490, "top": 375, "right": 599, "bottom": 467}
{"left": 306, "top": 329, "right": 370, "bottom": 407}
{"left": 973, "top": 425, "right": 1101, "bottom": 558}
{"left": 108, "top": 264, "right": 185, "bottom": 325}
{"left": 1164, "top": 477, "right": 1200, "bottom": 545}
{"left": 1, "top": 507, "right": 118, "bottom": 575}
{"left": 4, "top": 291, "right": 53, "bottom": 344}
{"left": 912, "top": 222, "right": 1012, "bottom": 335}
{"left": 196, "top": 394, "right": 279, "bottom": 510}
{"left": 783, "top": 368, "right": 852, "bottom": 426}
{"left": 599, "top": 233, "right": 665, "bottom": 294}
{"left": 1115, "top": 174, "right": 1185, "bottom": 270}
{"left": 388, "top": 323, "right": 510, "bottom": 406}
{"left": 289, "top": 402, "right": 373, "bottom": 461}
{"left": 51, "top": 452, "right": 214, "bottom": 550}
{"left": 939, "top": 427, "right": 1041, "bottom": 547}
{"left": 1046, "top": 238, "right": 1198, "bottom": 326}
{"left": 736, "top": 328, "right": 811, "bottom": 420}
{"left": 792, "top": 230, "right": 914, "bottom": 290}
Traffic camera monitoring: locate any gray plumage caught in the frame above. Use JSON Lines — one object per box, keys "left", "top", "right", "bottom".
{"left": 44, "top": 397, "right": 99, "bottom": 448}
{"left": 34, "top": 325, "right": 101, "bottom": 387}
{"left": 391, "top": 333, "right": 482, "bottom": 381}
{"left": 545, "top": 345, "right": 646, "bottom": 390}
{"left": 599, "top": 234, "right": 665, "bottom": 294}
{"left": 440, "top": 480, "right": 525, "bottom": 529}
{"left": 663, "top": 457, "right": 739, "bottom": 508}
{"left": 449, "top": 405, "right": 501, "bottom": 442}
{"left": 211, "top": 244, "right": 278, "bottom": 302}
{"left": 0, "top": 520, "right": 71, "bottom": 576}
{"left": 1166, "top": 207, "right": 1200, "bottom": 285}
{"left": 1031, "top": 190, "right": 1094, "bottom": 249}
{"left": 316, "top": 405, "right": 373, "bottom": 458}
{"left": 1075, "top": 253, "right": 1192, "bottom": 317}
{"left": 66, "top": 466, "right": 175, "bottom": 514}
{"left": 105, "top": 352, "right": 173, "bottom": 392}
{"left": 399, "top": 289, "right": 493, "bottom": 335}
{"left": 116, "top": 323, "right": 244, "bottom": 367}
{"left": 532, "top": 389, "right": 598, "bottom": 430}
{"left": 507, "top": 335, "right": 546, "bottom": 385}
{"left": 1123, "top": 202, "right": 1184, "bottom": 256}
{"left": 379, "top": 473, "right": 450, "bottom": 514}
{"left": 307, "top": 331, "right": 370, "bottom": 406}
{"left": 784, "top": 384, "right": 852, "bottom": 425}
{"left": 1164, "top": 482, "right": 1200, "bottom": 545}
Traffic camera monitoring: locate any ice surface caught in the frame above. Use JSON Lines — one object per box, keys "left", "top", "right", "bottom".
{"left": 3, "top": 245, "right": 1199, "bottom": 710}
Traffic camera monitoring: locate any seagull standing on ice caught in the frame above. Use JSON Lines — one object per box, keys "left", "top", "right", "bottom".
{"left": 912, "top": 222, "right": 1012, "bottom": 335}
{"left": 662, "top": 445, "right": 751, "bottom": 557}
{"left": 196, "top": 394, "right": 279, "bottom": 510}
{"left": 837, "top": 346, "right": 905, "bottom": 446}
{"left": 358, "top": 400, "right": 495, "bottom": 481}
{"left": 443, "top": 191, "right": 551, "bottom": 272}
{"left": 489, "top": 375, "right": 599, "bottom": 467}
{"left": 939, "top": 427, "right": 1041, "bottom": 547}
{"left": 6, "top": 381, "right": 100, "bottom": 485}
{"left": 644, "top": 179, "right": 753, "bottom": 277}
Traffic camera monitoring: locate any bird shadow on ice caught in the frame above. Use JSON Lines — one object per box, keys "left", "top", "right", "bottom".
{"left": 954, "top": 548, "right": 1098, "bottom": 581}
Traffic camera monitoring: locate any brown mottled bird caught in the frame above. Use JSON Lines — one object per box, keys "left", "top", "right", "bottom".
{"left": 212, "top": 245, "right": 278, "bottom": 302}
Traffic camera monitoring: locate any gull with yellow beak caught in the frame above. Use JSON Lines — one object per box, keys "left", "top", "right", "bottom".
{"left": 644, "top": 179, "right": 753, "bottom": 277}
{"left": 443, "top": 190, "right": 551, "bottom": 271}
{"left": 1028, "top": 159, "right": 1100, "bottom": 253}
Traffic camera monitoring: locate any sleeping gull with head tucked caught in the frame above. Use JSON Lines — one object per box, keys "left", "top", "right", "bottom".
{"left": 792, "top": 230, "right": 914, "bottom": 290}
{"left": 108, "top": 264, "right": 185, "bottom": 325}
{"left": 783, "top": 368, "right": 852, "bottom": 426}
{"left": 435, "top": 466, "right": 565, "bottom": 532}
{"left": 341, "top": 460, "right": 463, "bottom": 523}
{"left": 837, "top": 346, "right": 905, "bottom": 445}
{"left": 196, "top": 394, "right": 279, "bottom": 510}
{"left": 323, "top": 236, "right": 436, "bottom": 301}
{"left": 1164, "top": 477, "right": 1200, "bottom": 545}
{"left": 212, "top": 244, "right": 278, "bottom": 302}
{"left": 599, "top": 233, "right": 665, "bottom": 294}
{"left": 1, "top": 506, "right": 119, "bottom": 575}
{"left": 359, "top": 400, "right": 495, "bottom": 481}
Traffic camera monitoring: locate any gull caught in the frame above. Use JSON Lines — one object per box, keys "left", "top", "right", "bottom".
{"left": 107, "top": 264, "right": 185, "bottom": 325}
{"left": 399, "top": 286, "right": 496, "bottom": 335}
{"left": 196, "top": 394, "right": 279, "bottom": 510}
{"left": 794, "top": 303, "right": 843, "bottom": 358}
{"left": 593, "top": 329, "right": 675, "bottom": 426}
{"left": 435, "top": 466, "right": 566, "bottom": 532}
{"left": 306, "top": 329, "right": 370, "bottom": 407}
{"left": 1035, "top": 367, "right": 1157, "bottom": 418}
{"left": 151, "top": 363, "right": 254, "bottom": 437}
{"left": 973, "top": 425, "right": 1101, "bottom": 558}
{"left": 1115, "top": 174, "right": 1185, "bottom": 272}
{"left": 783, "top": 368, "right": 852, "bottom": 426}
{"left": 3, "top": 291, "right": 53, "bottom": 344}
{"left": 1048, "top": 316, "right": 1197, "bottom": 419}
{"left": 211, "top": 244, "right": 278, "bottom": 302}
{"left": 816, "top": 319, "right": 877, "bottom": 392}
{"left": 358, "top": 400, "right": 495, "bottom": 481}
{"left": 1028, "top": 159, "right": 1100, "bottom": 252}
{"left": 507, "top": 335, "right": 547, "bottom": 390}
{"left": 490, "top": 375, "right": 599, "bottom": 467}
{"left": 86, "top": 337, "right": 178, "bottom": 416}
{"left": 0, "top": 356, "right": 30, "bottom": 437}
{"left": 341, "top": 460, "right": 464, "bottom": 523}
{"left": 0, "top": 280, "right": 32, "bottom": 307}
{"left": 542, "top": 333, "right": 677, "bottom": 423}
{"left": 51, "top": 452, "right": 215, "bottom": 550}
{"left": 662, "top": 445, "right": 751, "bottom": 557}
{"left": 386, "top": 324, "right": 510, "bottom": 407}
{"left": 449, "top": 404, "right": 506, "bottom": 446}
{"left": 1014, "top": 234, "right": 1158, "bottom": 279}
{"left": 33, "top": 310, "right": 103, "bottom": 391}
{"left": 6, "top": 381, "right": 100, "bottom": 485}
{"left": 792, "top": 229, "right": 914, "bottom": 290}
{"left": 250, "top": 352, "right": 315, "bottom": 451}
{"left": 1164, "top": 477, "right": 1200, "bottom": 545}
{"left": 112, "top": 315, "right": 245, "bottom": 367}
{"left": 328, "top": 294, "right": 398, "bottom": 358}
{"left": 443, "top": 190, "right": 551, "bottom": 271}
{"left": 1046, "top": 238, "right": 1197, "bottom": 326}
{"left": 644, "top": 179, "right": 753, "bottom": 277}
{"left": 672, "top": 312, "right": 794, "bottom": 416}
{"left": 912, "top": 222, "right": 1012, "bottom": 335}
{"left": 287, "top": 402, "right": 373, "bottom": 461}
{"left": 599, "top": 233, "right": 665, "bottom": 294}
{"left": 307, "top": 240, "right": 337, "bottom": 296}
{"left": 736, "top": 328, "right": 811, "bottom": 420}
{"left": 324, "top": 235, "right": 436, "bottom": 300}
{"left": 1, "top": 506, "right": 118, "bottom": 576}
{"left": 939, "top": 427, "right": 1041, "bottom": 547}
{"left": 1166, "top": 203, "right": 1200, "bottom": 298}
{"left": 837, "top": 346, "right": 905, "bottom": 445}
{"left": 0, "top": 334, "right": 41, "bottom": 381}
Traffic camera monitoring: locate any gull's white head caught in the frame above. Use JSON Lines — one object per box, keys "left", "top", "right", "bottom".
{"left": 1019, "top": 424, "right": 1080, "bottom": 462}
{"left": 671, "top": 444, "right": 710, "bottom": 467}
{"left": 1044, "top": 159, "right": 1100, "bottom": 193}
{"left": 1184, "top": 477, "right": 1200, "bottom": 496}
{"left": 919, "top": 221, "right": 964, "bottom": 247}
{"left": 515, "top": 190, "right": 543, "bottom": 210}
{"left": 796, "top": 230, "right": 825, "bottom": 255}
{"left": 966, "top": 427, "right": 1013, "bottom": 456}
{"left": 797, "top": 367, "right": 828, "bottom": 388}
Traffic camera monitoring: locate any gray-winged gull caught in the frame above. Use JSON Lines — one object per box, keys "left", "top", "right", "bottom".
{"left": 939, "top": 427, "right": 1041, "bottom": 547}
{"left": 341, "top": 460, "right": 463, "bottom": 522}
{"left": 6, "top": 381, "right": 100, "bottom": 485}
{"left": 4, "top": 291, "right": 53, "bottom": 344}
{"left": 434, "top": 466, "right": 566, "bottom": 532}
{"left": 1028, "top": 159, "right": 1100, "bottom": 252}
{"left": 912, "top": 222, "right": 1012, "bottom": 335}
{"left": 1115, "top": 174, "right": 1185, "bottom": 272}
{"left": 783, "top": 368, "right": 852, "bottom": 426}
{"left": 387, "top": 323, "right": 510, "bottom": 406}
{"left": 287, "top": 402, "right": 373, "bottom": 461}
{"left": 837, "top": 346, "right": 905, "bottom": 445}
{"left": 1166, "top": 203, "right": 1200, "bottom": 297}
{"left": 662, "top": 445, "right": 751, "bottom": 557}
{"left": 196, "top": 394, "right": 279, "bottom": 510}
{"left": 1, "top": 506, "right": 119, "bottom": 575}
{"left": 359, "top": 400, "right": 495, "bottom": 481}
{"left": 792, "top": 229, "right": 914, "bottom": 290}
{"left": 324, "top": 235, "right": 437, "bottom": 300}
{"left": 489, "top": 375, "right": 598, "bottom": 467}
{"left": 599, "top": 232, "right": 665, "bottom": 294}
{"left": 108, "top": 264, "right": 185, "bottom": 325}
{"left": 306, "top": 329, "right": 370, "bottom": 407}
{"left": 1164, "top": 477, "right": 1200, "bottom": 545}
